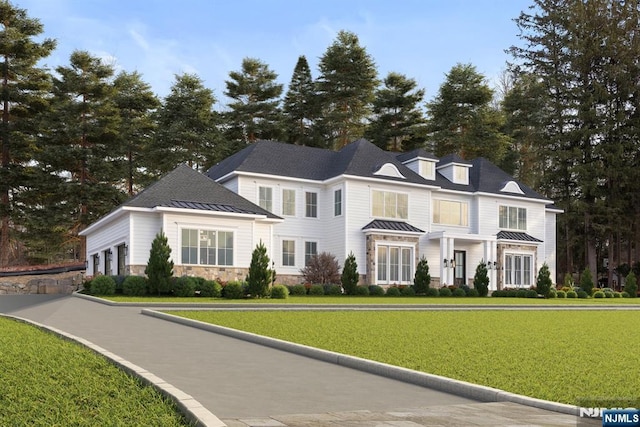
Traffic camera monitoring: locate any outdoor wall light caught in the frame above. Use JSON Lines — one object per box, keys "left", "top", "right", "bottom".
{"left": 450, "top": 259, "right": 455, "bottom": 268}
{"left": 493, "top": 261, "right": 498, "bottom": 269}
{"left": 487, "top": 261, "right": 492, "bottom": 270}
{"left": 443, "top": 259, "right": 448, "bottom": 267}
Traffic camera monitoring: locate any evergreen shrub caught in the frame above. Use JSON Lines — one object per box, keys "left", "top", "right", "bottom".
{"left": 122, "top": 275, "right": 147, "bottom": 296}
{"left": 270, "top": 285, "right": 289, "bottom": 299}
{"left": 90, "top": 275, "right": 116, "bottom": 296}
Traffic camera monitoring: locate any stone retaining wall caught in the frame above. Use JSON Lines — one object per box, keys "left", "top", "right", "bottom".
{"left": 0, "top": 275, "right": 83, "bottom": 295}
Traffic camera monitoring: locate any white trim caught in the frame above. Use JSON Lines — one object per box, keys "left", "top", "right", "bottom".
{"left": 177, "top": 226, "right": 237, "bottom": 267}
{"left": 374, "top": 241, "right": 414, "bottom": 285}
{"left": 362, "top": 228, "right": 423, "bottom": 236}
{"left": 500, "top": 181, "right": 525, "bottom": 194}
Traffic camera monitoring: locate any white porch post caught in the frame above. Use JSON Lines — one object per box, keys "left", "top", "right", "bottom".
{"left": 446, "top": 237, "right": 455, "bottom": 285}
{"left": 440, "top": 237, "right": 448, "bottom": 286}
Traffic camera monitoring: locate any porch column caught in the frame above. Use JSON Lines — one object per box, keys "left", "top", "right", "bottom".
{"left": 439, "top": 237, "right": 448, "bottom": 286}
{"left": 484, "top": 240, "right": 498, "bottom": 291}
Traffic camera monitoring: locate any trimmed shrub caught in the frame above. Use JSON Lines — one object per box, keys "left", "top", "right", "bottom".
{"left": 300, "top": 252, "right": 341, "bottom": 285}
{"left": 536, "top": 263, "right": 553, "bottom": 298}
{"left": 90, "top": 275, "right": 116, "bottom": 296}
{"left": 145, "top": 231, "right": 174, "bottom": 295}
{"left": 197, "top": 280, "right": 221, "bottom": 297}
{"left": 368, "top": 285, "right": 385, "bottom": 296}
{"left": 613, "top": 291, "right": 622, "bottom": 298}
{"left": 624, "top": 272, "right": 638, "bottom": 298}
{"left": 515, "top": 289, "right": 527, "bottom": 298}
{"left": 341, "top": 252, "right": 359, "bottom": 295}
{"left": 580, "top": 268, "right": 595, "bottom": 296}
{"left": 622, "top": 291, "right": 630, "bottom": 298}
{"left": 386, "top": 286, "right": 401, "bottom": 296}
{"left": 246, "top": 241, "right": 274, "bottom": 298}
{"left": 525, "top": 289, "right": 538, "bottom": 298}
{"left": 290, "top": 284, "right": 307, "bottom": 295}
{"left": 122, "top": 276, "right": 147, "bottom": 296}
{"left": 413, "top": 256, "right": 431, "bottom": 294}
{"left": 426, "top": 287, "right": 439, "bottom": 297}
{"left": 309, "top": 284, "right": 325, "bottom": 295}
{"left": 577, "top": 290, "right": 589, "bottom": 299}
{"left": 473, "top": 261, "right": 490, "bottom": 297}
{"left": 354, "top": 285, "right": 370, "bottom": 296}
{"left": 491, "top": 290, "right": 505, "bottom": 297}
{"left": 604, "top": 291, "right": 614, "bottom": 298}
{"left": 223, "top": 281, "right": 245, "bottom": 299}
{"left": 324, "top": 284, "right": 343, "bottom": 295}
{"left": 467, "top": 288, "right": 480, "bottom": 297}
{"left": 400, "top": 286, "right": 416, "bottom": 296}
{"left": 566, "top": 290, "right": 577, "bottom": 298}
{"left": 547, "top": 289, "right": 557, "bottom": 299}
{"left": 593, "top": 291, "right": 605, "bottom": 299}
{"left": 556, "top": 290, "right": 566, "bottom": 298}
{"left": 112, "top": 275, "right": 126, "bottom": 293}
{"left": 506, "top": 289, "right": 519, "bottom": 297}
{"left": 270, "top": 285, "right": 289, "bottom": 299}
{"left": 452, "top": 288, "right": 466, "bottom": 297}
{"left": 173, "top": 276, "right": 196, "bottom": 297}
{"left": 438, "top": 287, "right": 452, "bottom": 297}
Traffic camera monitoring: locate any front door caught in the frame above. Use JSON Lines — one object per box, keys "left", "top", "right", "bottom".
{"left": 454, "top": 250, "right": 466, "bottom": 287}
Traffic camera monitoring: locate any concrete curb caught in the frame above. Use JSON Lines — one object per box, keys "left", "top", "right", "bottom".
{"left": 143, "top": 309, "right": 580, "bottom": 417}
{"left": 1, "top": 313, "right": 227, "bottom": 427}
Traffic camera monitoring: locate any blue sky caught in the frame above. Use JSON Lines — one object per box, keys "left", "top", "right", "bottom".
{"left": 13, "top": 0, "right": 533, "bottom": 105}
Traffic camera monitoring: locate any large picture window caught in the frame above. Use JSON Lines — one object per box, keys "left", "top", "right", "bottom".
{"left": 372, "top": 190, "right": 408, "bottom": 219}
{"left": 499, "top": 206, "right": 527, "bottom": 230}
{"left": 433, "top": 199, "right": 468, "bottom": 226}
{"left": 181, "top": 229, "right": 234, "bottom": 266}
{"left": 376, "top": 244, "right": 413, "bottom": 284}
{"left": 504, "top": 253, "right": 532, "bottom": 287}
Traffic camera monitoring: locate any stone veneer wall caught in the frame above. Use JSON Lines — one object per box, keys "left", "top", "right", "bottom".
{"left": 365, "top": 233, "right": 419, "bottom": 286}
{"left": 496, "top": 243, "right": 538, "bottom": 290}
{"left": 0, "top": 275, "right": 83, "bottom": 295}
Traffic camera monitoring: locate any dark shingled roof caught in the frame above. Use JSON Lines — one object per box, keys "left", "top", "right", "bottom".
{"left": 497, "top": 231, "right": 543, "bottom": 243}
{"left": 207, "top": 139, "right": 549, "bottom": 201}
{"left": 124, "top": 164, "right": 280, "bottom": 219}
{"left": 362, "top": 220, "right": 425, "bottom": 233}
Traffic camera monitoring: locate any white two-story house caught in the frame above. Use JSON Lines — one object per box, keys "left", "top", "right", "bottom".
{"left": 81, "top": 139, "right": 560, "bottom": 290}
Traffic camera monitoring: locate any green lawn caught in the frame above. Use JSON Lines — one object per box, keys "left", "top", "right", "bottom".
{"left": 106, "top": 294, "right": 640, "bottom": 305}
{"left": 0, "top": 317, "right": 191, "bottom": 426}
{"left": 167, "top": 310, "right": 640, "bottom": 407}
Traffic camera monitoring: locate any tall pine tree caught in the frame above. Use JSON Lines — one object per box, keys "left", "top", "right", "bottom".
{"left": 282, "top": 55, "right": 320, "bottom": 146}
{"left": 365, "top": 72, "right": 426, "bottom": 152}
{"left": 0, "top": 2, "right": 55, "bottom": 266}
{"left": 316, "top": 31, "right": 378, "bottom": 149}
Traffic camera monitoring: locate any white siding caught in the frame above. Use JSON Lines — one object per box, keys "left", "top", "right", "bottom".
{"left": 85, "top": 213, "right": 130, "bottom": 276}
{"left": 130, "top": 211, "right": 162, "bottom": 265}
{"left": 545, "top": 210, "right": 558, "bottom": 282}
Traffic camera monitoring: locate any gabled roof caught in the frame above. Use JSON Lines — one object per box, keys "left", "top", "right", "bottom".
{"left": 438, "top": 153, "right": 472, "bottom": 166}
{"left": 125, "top": 164, "right": 280, "bottom": 219}
{"left": 469, "top": 158, "right": 544, "bottom": 200}
{"left": 396, "top": 148, "right": 438, "bottom": 163}
{"left": 207, "top": 139, "right": 430, "bottom": 185}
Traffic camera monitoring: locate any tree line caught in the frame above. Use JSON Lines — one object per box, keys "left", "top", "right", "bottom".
{"left": 1, "top": 0, "right": 639, "bottom": 286}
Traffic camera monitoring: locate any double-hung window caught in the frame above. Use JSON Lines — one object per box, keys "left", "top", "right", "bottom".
{"left": 282, "top": 189, "right": 296, "bottom": 216}
{"left": 334, "top": 189, "right": 342, "bottom": 216}
{"left": 282, "top": 240, "right": 295, "bottom": 266}
{"left": 258, "top": 186, "right": 273, "bottom": 212}
{"left": 305, "top": 192, "right": 317, "bottom": 218}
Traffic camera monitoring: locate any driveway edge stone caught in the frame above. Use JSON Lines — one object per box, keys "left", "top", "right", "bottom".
{"left": 142, "top": 309, "right": 580, "bottom": 417}
{"left": 1, "top": 313, "right": 227, "bottom": 427}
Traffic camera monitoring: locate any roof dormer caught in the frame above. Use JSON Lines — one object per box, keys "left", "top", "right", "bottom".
{"left": 373, "top": 163, "right": 405, "bottom": 179}
{"left": 437, "top": 154, "right": 472, "bottom": 185}
{"left": 500, "top": 180, "right": 525, "bottom": 195}
{"left": 396, "top": 150, "right": 438, "bottom": 180}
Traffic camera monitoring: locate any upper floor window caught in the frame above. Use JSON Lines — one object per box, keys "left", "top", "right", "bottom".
{"left": 305, "top": 192, "right": 317, "bottom": 218}
{"left": 454, "top": 165, "right": 468, "bottom": 184}
{"left": 433, "top": 199, "right": 468, "bottom": 226}
{"left": 334, "top": 189, "right": 342, "bottom": 216}
{"left": 258, "top": 186, "right": 272, "bottom": 212}
{"left": 372, "top": 190, "right": 408, "bottom": 219}
{"left": 282, "top": 189, "right": 296, "bottom": 216}
{"left": 499, "top": 206, "right": 527, "bottom": 230}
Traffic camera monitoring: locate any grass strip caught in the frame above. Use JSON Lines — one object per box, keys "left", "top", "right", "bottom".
{"left": 0, "top": 317, "right": 191, "bottom": 426}
{"left": 168, "top": 310, "right": 640, "bottom": 407}
{"left": 107, "top": 295, "right": 640, "bottom": 305}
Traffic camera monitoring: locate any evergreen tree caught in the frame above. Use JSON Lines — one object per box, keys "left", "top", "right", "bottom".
{"left": 341, "top": 251, "right": 359, "bottom": 295}
{"left": 37, "top": 50, "right": 124, "bottom": 261}
{"left": 246, "top": 241, "right": 274, "bottom": 298}
{"left": 580, "top": 267, "right": 594, "bottom": 296}
{"left": 413, "top": 256, "right": 431, "bottom": 294}
{"left": 282, "top": 55, "right": 320, "bottom": 146}
{"left": 624, "top": 271, "right": 637, "bottom": 298}
{"left": 316, "top": 30, "right": 378, "bottom": 149}
{"left": 145, "top": 231, "right": 173, "bottom": 295}
{"left": 224, "top": 57, "right": 283, "bottom": 150}
{"left": 536, "top": 263, "right": 553, "bottom": 298}
{"left": 152, "top": 73, "right": 219, "bottom": 174}
{"left": 365, "top": 72, "right": 426, "bottom": 152}
{"left": 113, "top": 71, "right": 160, "bottom": 195}
{"left": 0, "top": 2, "right": 55, "bottom": 266}
{"left": 473, "top": 260, "right": 490, "bottom": 297}
{"left": 426, "top": 63, "right": 509, "bottom": 163}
